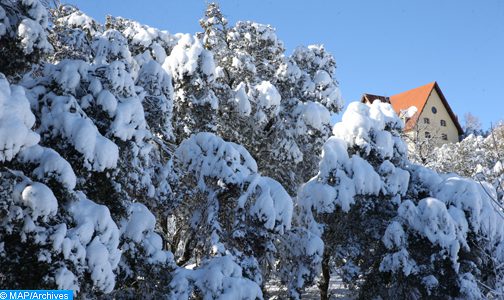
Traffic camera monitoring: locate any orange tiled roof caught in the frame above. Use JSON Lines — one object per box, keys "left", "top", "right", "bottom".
{"left": 389, "top": 82, "right": 436, "bottom": 131}
{"left": 361, "top": 82, "right": 464, "bottom": 135}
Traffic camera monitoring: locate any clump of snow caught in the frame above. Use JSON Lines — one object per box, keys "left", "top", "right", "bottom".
{"left": 30, "top": 60, "right": 128, "bottom": 171}
{"left": 239, "top": 176, "right": 293, "bottom": 234}
{"left": 96, "top": 90, "right": 118, "bottom": 117}
{"left": 169, "top": 256, "right": 263, "bottom": 300}
{"left": 110, "top": 95, "right": 147, "bottom": 142}
{"left": 382, "top": 221, "right": 406, "bottom": 250}
{"left": 380, "top": 162, "right": 504, "bottom": 293}
{"left": 409, "top": 165, "right": 504, "bottom": 243}
{"left": 400, "top": 105, "right": 418, "bottom": 119}
{"left": 379, "top": 160, "right": 410, "bottom": 196}
{"left": 162, "top": 34, "right": 218, "bottom": 109}
{"left": 122, "top": 203, "right": 155, "bottom": 243}
{"left": 60, "top": 9, "right": 100, "bottom": 35}
{"left": 50, "top": 59, "right": 89, "bottom": 93}
{"left": 398, "top": 198, "right": 466, "bottom": 269}
{"left": 333, "top": 101, "right": 405, "bottom": 158}
{"left": 107, "top": 16, "right": 177, "bottom": 63}
{"left": 297, "top": 101, "right": 331, "bottom": 131}
{"left": 290, "top": 44, "right": 343, "bottom": 111}
{"left": 250, "top": 81, "right": 281, "bottom": 123}
{"left": 176, "top": 133, "right": 293, "bottom": 235}
{"left": 121, "top": 203, "right": 170, "bottom": 263}
{"left": 41, "top": 93, "right": 119, "bottom": 171}
{"left": 458, "top": 273, "right": 482, "bottom": 298}
{"left": 86, "top": 237, "right": 117, "bottom": 293}
{"left": 422, "top": 275, "right": 439, "bottom": 295}
{"left": 233, "top": 82, "right": 251, "bottom": 116}
{"left": 92, "top": 29, "right": 133, "bottom": 65}
{"left": 17, "top": 19, "right": 51, "bottom": 54}
{"left": 18, "top": 145, "right": 77, "bottom": 190}
{"left": 21, "top": 0, "right": 48, "bottom": 25}
{"left": 277, "top": 228, "right": 324, "bottom": 299}
{"left": 54, "top": 267, "right": 79, "bottom": 292}
{"left": 313, "top": 70, "right": 332, "bottom": 87}
{"left": 494, "top": 160, "right": 503, "bottom": 174}
{"left": 0, "top": 74, "right": 40, "bottom": 162}
{"left": 163, "top": 34, "right": 215, "bottom": 81}
{"left": 136, "top": 59, "right": 174, "bottom": 139}
{"left": 255, "top": 81, "right": 281, "bottom": 109}
{"left": 15, "top": 181, "right": 58, "bottom": 220}
{"left": 66, "top": 193, "right": 121, "bottom": 293}
{"left": 175, "top": 132, "right": 257, "bottom": 189}
{"left": 299, "top": 127, "right": 386, "bottom": 220}
{"left": 379, "top": 248, "right": 417, "bottom": 276}
{"left": 15, "top": 0, "right": 53, "bottom": 55}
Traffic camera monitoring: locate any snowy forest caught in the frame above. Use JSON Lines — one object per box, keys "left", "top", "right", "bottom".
{"left": 1, "top": 1, "right": 504, "bottom": 299}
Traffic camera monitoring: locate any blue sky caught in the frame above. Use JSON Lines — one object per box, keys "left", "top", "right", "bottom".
{"left": 66, "top": 0, "right": 504, "bottom": 129}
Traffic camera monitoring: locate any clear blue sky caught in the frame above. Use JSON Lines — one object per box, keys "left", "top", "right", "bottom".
{"left": 65, "top": 0, "right": 504, "bottom": 129}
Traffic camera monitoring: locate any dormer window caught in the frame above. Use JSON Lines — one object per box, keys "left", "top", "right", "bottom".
{"left": 440, "top": 120, "right": 446, "bottom": 126}
{"left": 423, "top": 117, "right": 430, "bottom": 124}
{"left": 425, "top": 131, "right": 431, "bottom": 138}
{"left": 432, "top": 106, "right": 437, "bottom": 114}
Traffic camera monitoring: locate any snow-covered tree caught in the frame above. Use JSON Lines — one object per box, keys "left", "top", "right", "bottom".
{"left": 0, "top": 0, "right": 53, "bottom": 77}
{"left": 428, "top": 124, "right": 504, "bottom": 203}
{"left": 105, "top": 15, "right": 177, "bottom": 62}
{"left": 298, "top": 101, "right": 504, "bottom": 299}
{"left": 102, "top": 16, "right": 178, "bottom": 143}
{"left": 298, "top": 101, "right": 408, "bottom": 299}
{"left": 198, "top": 3, "right": 343, "bottom": 195}
{"left": 0, "top": 72, "right": 123, "bottom": 295}
{"left": 48, "top": 4, "right": 100, "bottom": 62}
{"left": 170, "top": 132, "right": 293, "bottom": 291}
{"left": 16, "top": 9, "right": 175, "bottom": 295}
{"left": 162, "top": 34, "right": 218, "bottom": 143}
{"left": 270, "top": 44, "right": 343, "bottom": 192}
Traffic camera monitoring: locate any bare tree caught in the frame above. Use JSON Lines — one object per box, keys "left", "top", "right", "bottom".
{"left": 401, "top": 120, "right": 445, "bottom": 165}
{"left": 463, "top": 112, "right": 484, "bottom": 137}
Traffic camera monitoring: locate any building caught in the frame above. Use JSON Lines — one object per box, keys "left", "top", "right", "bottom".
{"left": 361, "top": 82, "right": 464, "bottom": 157}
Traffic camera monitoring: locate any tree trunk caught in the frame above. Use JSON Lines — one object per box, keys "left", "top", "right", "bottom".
{"left": 319, "top": 248, "right": 331, "bottom": 300}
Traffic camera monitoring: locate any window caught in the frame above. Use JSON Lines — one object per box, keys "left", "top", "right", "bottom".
{"left": 425, "top": 131, "right": 431, "bottom": 138}
{"left": 423, "top": 117, "right": 430, "bottom": 124}
{"left": 440, "top": 120, "right": 446, "bottom": 126}
{"left": 431, "top": 106, "right": 437, "bottom": 114}
{"left": 442, "top": 133, "right": 448, "bottom": 141}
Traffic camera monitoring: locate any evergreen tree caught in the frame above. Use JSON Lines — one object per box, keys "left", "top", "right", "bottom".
{"left": 0, "top": 0, "right": 53, "bottom": 77}
{"left": 298, "top": 101, "right": 504, "bottom": 299}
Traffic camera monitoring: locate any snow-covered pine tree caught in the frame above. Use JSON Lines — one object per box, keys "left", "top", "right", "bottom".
{"left": 48, "top": 4, "right": 100, "bottom": 62}
{"left": 271, "top": 44, "right": 343, "bottom": 193}
{"left": 428, "top": 125, "right": 504, "bottom": 203}
{"left": 199, "top": 3, "right": 343, "bottom": 195}
{"left": 162, "top": 33, "right": 218, "bottom": 144}
{"left": 297, "top": 101, "right": 408, "bottom": 299}
{"left": 0, "top": 3, "right": 123, "bottom": 295}
{"left": 298, "top": 100, "right": 504, "bottom": 299}
{"left": 0, "top": 71, "right": 124, "bottom": 295}
{"left": 170, "top": 132, "right": 293, "bottom": 292}
{"left": 16, "top": 6, "right": 174, "bottom": 296}
{"left": 0, "top": 0, "right": 53, "bottom": 77}
{"left": 105, "top": 16, "right": 177, "bottom": 143}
